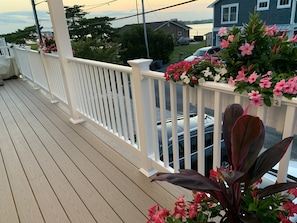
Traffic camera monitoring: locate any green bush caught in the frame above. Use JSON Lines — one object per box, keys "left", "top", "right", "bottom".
{"left": 119, "top": 26, "right": 174, "bottom": 64}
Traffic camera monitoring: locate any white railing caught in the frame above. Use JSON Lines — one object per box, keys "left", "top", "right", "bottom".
{"left": 11, "top": 48, "right": 297, "bottom": 183}
{"left": 67, "top": 57, "right": 137, "bottom": 146}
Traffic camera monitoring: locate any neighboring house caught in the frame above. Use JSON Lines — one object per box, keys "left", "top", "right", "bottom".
{"left": 118, "top": 19, "right": 191, "bottom": 44}
{"left": 208, "top": 0, "right": 297, "bottom": 46}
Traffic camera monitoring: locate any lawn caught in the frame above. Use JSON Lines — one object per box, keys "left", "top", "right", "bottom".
{"left": 169, "top": 40, "right": 206, "bottom": 63}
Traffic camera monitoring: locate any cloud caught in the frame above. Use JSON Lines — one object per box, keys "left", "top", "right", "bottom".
{"left": 0, "top": 10, "right": 51, "bottom": 34}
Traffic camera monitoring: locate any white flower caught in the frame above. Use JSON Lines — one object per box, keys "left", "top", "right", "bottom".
{"left": 183, "top": 76, "right": 190, "bottom": 84}
{"left": 214, "top": 74, "right": 221, "bottom": 82}
{"left": 181, "top": 73, "right": 190, "bottom": 84}
{"left": 198, "top": 77, "right": 206, "bottom": 84}
{"left": 215, "top": 67, "right": 228, "bottom": 76}
{"left": 202, "top": 67, "right": 212, "bottom": 77}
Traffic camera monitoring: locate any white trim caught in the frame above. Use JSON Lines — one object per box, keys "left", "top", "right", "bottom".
{"left": 221, "top": 3, "right": 239, "bottom": 24}
{"left": 257, "top": 0, "right": 270, "bottom": 11}
{"left": 277, "top": 0, "right": 291, "bottom": 9}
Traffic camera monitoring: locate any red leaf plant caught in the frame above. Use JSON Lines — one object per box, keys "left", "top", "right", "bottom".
{"left": 148, "top": 104, "right": 297, "bottom": 223}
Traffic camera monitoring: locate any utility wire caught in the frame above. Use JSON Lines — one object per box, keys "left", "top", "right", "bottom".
{"left": 114, "top": 0, "right": 197, "bottom": 21}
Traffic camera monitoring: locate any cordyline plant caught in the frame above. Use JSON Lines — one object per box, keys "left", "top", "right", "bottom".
{"left": 150, "top": 104, "right": 297, "bottom": 223}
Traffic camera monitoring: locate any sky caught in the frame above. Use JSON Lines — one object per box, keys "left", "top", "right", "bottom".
{"left": 0, "top": 0, "right": 214, "bottom": 35}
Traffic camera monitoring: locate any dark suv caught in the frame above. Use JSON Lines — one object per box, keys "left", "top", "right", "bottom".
{"left": 157, "top": 114, "right": 228, "bottom": 175}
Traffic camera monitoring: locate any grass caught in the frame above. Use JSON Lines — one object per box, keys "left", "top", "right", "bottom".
{"left": 169, "top": 40, "right": 206, "bottom": 63}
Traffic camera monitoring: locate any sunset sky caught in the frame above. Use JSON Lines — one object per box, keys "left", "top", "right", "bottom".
{"left": 0, "top": 0, "right": 214, "bottom": 34}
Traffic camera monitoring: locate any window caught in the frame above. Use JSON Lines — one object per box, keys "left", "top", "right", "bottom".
{"left": 221, "top": 3, "right": 239, "bottom": 24}
{"left": 257, "top": 0, "right": 270, "bottom": 10}
{"left": 277, "top": 0, "right": 291, "bottom": 8}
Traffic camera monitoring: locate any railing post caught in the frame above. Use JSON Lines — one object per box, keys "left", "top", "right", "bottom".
{"left": 277, "top": 105, "right": 296, "bottom": 182}
{"left": 128, "top": 59, "right": 157, "bottom": 177}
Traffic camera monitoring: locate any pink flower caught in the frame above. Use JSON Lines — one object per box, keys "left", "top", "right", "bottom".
{"left": 228, "top": 76, "right": 235, "bottom": 85}
{"left": 228, "top": 35, "right": 234, "bottom": 42}
{"left": 235, "top": 66, "right": 247, "bottom": 82}
{"left": 248, "top": 71, "right": 258, "bottom": 84}
{"left": 248, "top": 90, "right": 263, "bottom": 106}
{"left": 273, "top": 85, "right": 283, "bottom": 96}
{"left": 193, "top": 191, "right": 208, "bottom": 204}
{"left": 263, "top": 71, "right": 272, "bottom": 77}
{"left": 239, "top": 42, "right": 254, "bottom": 57}
{"left": 218, "top": 27, "right": 227, "bottom": 37}
{"left": 288, "top": 188, "right": 297, "bottom": 197}
{"left": 278, "top": 213, "right": 293, "bottom": 223}
{"left": 265, "top": 24, "right": 277, "bottom": 36}
{"left": 188, "top": 204, "right": 197, "bottom": 218}
{"left": 283, "top": 201, "right": 297, "bottom": 217}
{"left": 278, "top": 31, "right": 287, "bottom": 41}
{"left": 147, "top": 204, "right": 169, "bottom": 223}
{"left": 273, "top": 79, "right": 286, "bottom": 96}
{"left": 288, "top": 34, "right": 297, "bottom": 43}
{"left": 259, "top": 77, "right": 272, "bottom": 88}
{"left": 221, "top": 39, "right": 229, "bottom": 49}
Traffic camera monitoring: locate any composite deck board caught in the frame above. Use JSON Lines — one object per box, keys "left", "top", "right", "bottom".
{"left": 0, "top": 89, "right": 44, "bottom": 223}
{"left": 13, "top": 79, "right": 189, "bottom": 209}
{"left": 0, "top": 79, "right": 182, "bottom": 223}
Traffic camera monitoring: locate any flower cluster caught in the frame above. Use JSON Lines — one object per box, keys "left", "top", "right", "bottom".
{"left": 219, "top": 13, "right": 297, "bottom": 106}
{"left": 39, "top": 35, "right": 57, "bottom": 53}
{"left": 164, "top": 13, "right": 297, "bottom": 106}
{"left": 164, "top": 55, "right": 227, "bottom": 87}
{"left": 148, "top": 175, "right": 297, "bottom": 223}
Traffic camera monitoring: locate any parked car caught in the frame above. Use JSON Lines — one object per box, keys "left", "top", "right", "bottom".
{"left": 184, "top": 46, "right": 221, "bottom": 62}
{"left": 157, "top": 114, "right": 228, "bottom": 175}
{"left": 176, "top": 37, "right": 191, "bottom": 45}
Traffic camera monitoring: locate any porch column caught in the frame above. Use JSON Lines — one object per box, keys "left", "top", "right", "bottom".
{"left": 46, "top": 0, "right": 83, "bottom": 124}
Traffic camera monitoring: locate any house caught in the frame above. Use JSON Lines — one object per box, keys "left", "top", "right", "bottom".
{"left": 208, "top": 0, "right": 297, "bottom": 46}
{"left": 118, "top": 19, "right": 192, "bottom": 44}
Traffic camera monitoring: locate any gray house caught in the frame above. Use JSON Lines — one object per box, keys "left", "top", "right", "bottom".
{"left": 119, "top": 19, "right": 191, "bottom": 44}
{"left": 208, "top": 0, "right": 297, "bottom": 46}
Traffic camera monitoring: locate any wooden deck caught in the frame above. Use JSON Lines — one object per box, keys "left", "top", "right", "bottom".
{"left": 0, "top": 79, "right": 183, "bottom": 223}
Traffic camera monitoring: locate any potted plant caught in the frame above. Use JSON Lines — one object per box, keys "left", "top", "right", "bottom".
{"left": 148, "top": 103, "right": 297, "bottom": 223}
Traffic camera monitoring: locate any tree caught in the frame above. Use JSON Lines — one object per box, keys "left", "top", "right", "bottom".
{"left": 1, "top": 26, "right": 39, "bottom": 44}
{"left": 71, "top": 39, "right": 121, "bottom": 64}
{"left": 64, "top": 5, "right": 88, "bottom": 27}
{"left": 64, "top": 5, "right": 117, "bottom": 41}
{"left": 70, "top": 17, "right": 117, "bottom": 41}
{"left": 120, "top": 25, "right": 174, "bottom": 65}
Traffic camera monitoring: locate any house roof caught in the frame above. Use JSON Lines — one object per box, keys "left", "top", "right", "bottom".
{"left": 119, "top": 19, "right": 191, "bottom": 34}
{"left": 207, "top": 0, "right": 220, "bottom": 8}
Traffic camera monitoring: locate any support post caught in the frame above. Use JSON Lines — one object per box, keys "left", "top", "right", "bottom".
{"left": 46, "top": 0, "right": 83, "bottom": 124}
{"left": 128, "top": 59, "right": 157, "bottom": 177}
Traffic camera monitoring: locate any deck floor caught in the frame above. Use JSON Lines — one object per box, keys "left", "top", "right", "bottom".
{"left": 0, "top": 79, "right": 181, "bottom": 223}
